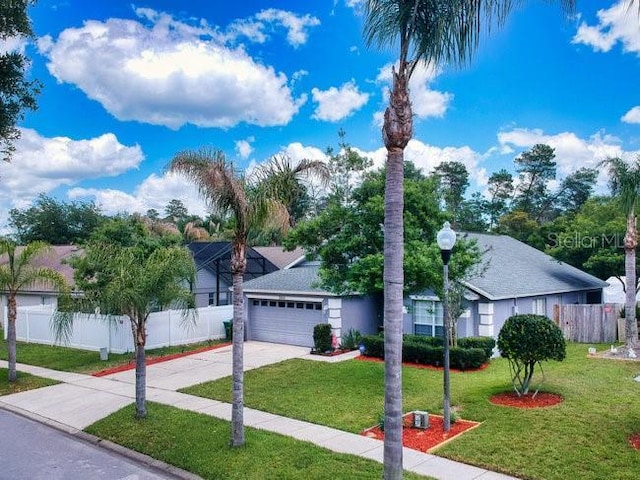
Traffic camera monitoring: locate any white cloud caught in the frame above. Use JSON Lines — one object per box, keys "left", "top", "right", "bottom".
{"left": 311, "top": 80, "right": 370, "bottom": 122}
{"left": 572, "top": 1, "right": 640, "bottom": 54}
{"left": 235, "top": 137, "right": 255, "bottom": 159}
{"left": 68, "top": 172, "right": 209, "bottom": 218}
{"left": 254, "top": 9, "right": 320, "bottom": 48}
{"left": 38, "top": 9, "right": 307, "bottom": 130}
{"left": 374, "top": 62, "right": 452, "bottom": 125}
{"left": 277, "top": 142, "right": 328, "bottom": 162}
{"left": 0, "top": 36, "right": 27, "bottom": 55}
{"left": 497, "top": 127, "right": 639, "bottom": 191}
{"left": 0, "top": 128, "right": 143, "bottom": 231}
{"left": 622, "top": 105, "right": 640, "bottom": 123}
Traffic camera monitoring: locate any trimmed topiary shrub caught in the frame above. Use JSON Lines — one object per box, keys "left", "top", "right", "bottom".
{"left": 497, "top": 314, "right": 566, "bottom": 396}
{"left": 313, "top": 324, "right": 333, "bottom": 353}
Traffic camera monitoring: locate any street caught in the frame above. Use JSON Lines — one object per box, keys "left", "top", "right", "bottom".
{"left": 0, "top": 409, "right": 177, "bottom": 480}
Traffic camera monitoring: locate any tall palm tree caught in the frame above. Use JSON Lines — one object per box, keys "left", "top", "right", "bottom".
{"left": 54, "top": 244, "right": 196, "bottom": 418}
{"left": 601, "top": 157, "right": 640, "bottom": 349}
{"left": 363, "top": 1, "right": 573, "bottom": 477}
{"left": 0, "top": 239, "right": 69, "bottom": 382}
{"left": 169, "top": 148, "right": 288, "bottom": 447}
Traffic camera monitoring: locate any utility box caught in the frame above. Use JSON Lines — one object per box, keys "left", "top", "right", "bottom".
{"left": 99, "top": 347, "right": 109, "bottom": 361}
{"left": 412, "top": 411, "right": 429, "bottom": 429}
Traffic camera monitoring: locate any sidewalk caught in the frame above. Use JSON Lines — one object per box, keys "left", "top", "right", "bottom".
{"left": 0, "top": 342, "right": 518, "bottom": 480}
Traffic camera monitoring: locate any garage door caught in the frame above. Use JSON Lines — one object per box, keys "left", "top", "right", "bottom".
{"left": 249, "top": 299, "right": 324, "bottom": 347}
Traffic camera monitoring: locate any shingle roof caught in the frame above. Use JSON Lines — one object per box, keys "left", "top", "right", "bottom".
{"left": 0, "top": 245, "right": 81, "bottom": 292}
{"left": 242, "top": 265, "right": 333, "bottom": 296}
{"left": 462, "top": 233, "right": 608, "bottom": 300}
{"left": 252, "top": 246, "right": 305, "bottom": 269}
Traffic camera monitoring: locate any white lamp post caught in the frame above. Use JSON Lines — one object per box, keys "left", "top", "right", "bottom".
{"left": 437, "top": 221, "right": 456, "bottom": 432}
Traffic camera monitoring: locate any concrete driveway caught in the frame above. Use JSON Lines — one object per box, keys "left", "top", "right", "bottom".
{"left": 0, "top": 341, "right": 310, "bottom": 430}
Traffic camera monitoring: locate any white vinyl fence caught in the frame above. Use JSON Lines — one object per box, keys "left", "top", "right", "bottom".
{"left": 2, "top": 304, "right": 233, "bottom": 354}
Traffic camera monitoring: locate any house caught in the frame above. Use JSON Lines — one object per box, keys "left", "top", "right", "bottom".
{"left": 241, "top": 233, "right": 608, "bottom": 347}
{"left": 602, "top": 276, "right": 640, "bottom": 305}
{"left": 0, "top": 245, "right": 79, "bottom": 309}
{"left": 406, "top": 233, "right": 608, "bottom": 340}
{"left": 187, "top": 242, "right": 304, "bottom": 308}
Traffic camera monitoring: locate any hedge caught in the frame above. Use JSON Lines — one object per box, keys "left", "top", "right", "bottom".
{"left": 360, "top": 334, "right": 491, "bottom": 370}
{"left": 458, "top": 336, "right": 496, "bottom": 359}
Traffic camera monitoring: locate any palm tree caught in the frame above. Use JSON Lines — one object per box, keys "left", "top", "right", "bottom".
{"left": 0, "top": 239, "right": 69, "bottom": 382}
{"left": 363, "top": 1, "right": 573, "bottom": 477}
{"left": 54, "top": 244, "right": 196, "bottom": 418}
{"left": 601, "top": 157, "right": 640, "bottom": 349}
{"left": 169, "top": 148, "right": 288, "bottom": 447}
{"left": 254, "top": 154, "right": 330, "bottom": 228}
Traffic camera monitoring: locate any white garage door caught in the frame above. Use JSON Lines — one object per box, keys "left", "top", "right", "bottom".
{"left": 249, "top": 299, "right": 324, "bottom": 347}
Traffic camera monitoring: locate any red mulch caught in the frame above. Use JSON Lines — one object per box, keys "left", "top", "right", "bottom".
{"left": 629, "top": 433, "right": 640, "bottom": 451}
{"left": 489, "top": 391, "right": 564, "bottom": 408}
{"left": 91, "top": 342, "right": 232, "bottom": 377}
{"left": 362, "top": 413, "right": 480, "bottom": 453}
{"left": 355, "top": 355, "right": 489, "bottom": 373}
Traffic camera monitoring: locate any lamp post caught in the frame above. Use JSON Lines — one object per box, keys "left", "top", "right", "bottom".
{"left": 437, "top": 221, "right": 456, "bottom": 432}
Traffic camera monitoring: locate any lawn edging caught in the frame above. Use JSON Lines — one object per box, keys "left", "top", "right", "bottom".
{"left": 92, "top": 342, "right": 231, "bottom": 377}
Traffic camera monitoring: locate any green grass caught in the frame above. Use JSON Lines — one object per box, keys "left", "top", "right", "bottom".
{"left": 182, "top": 343, "right": 640, "bottom": 480}
{"left": 86, "top": 402, "right": 431, "bottom": 480}
{"left": 0, "top": 368, "right": 58, "bottom": 395}
{"left": 0, "top": 339, "right": 227, "bottom": 374}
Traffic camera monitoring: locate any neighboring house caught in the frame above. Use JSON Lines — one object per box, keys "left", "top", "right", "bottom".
{"left": 602, "top": 276, "right": 640, "bottom": 305}
{"left": 188, "top": 242, "right": 289, "bottom": 308}
{"left": 242, "top": 233, "right": 608, "bottom": 347}
{"left": 0, "top": 245, "right": 79, "bottom": 310}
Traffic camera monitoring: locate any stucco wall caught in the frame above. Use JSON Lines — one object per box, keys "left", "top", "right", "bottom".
{"left": 341, "top": 295, "right": 378, "bottom": 336}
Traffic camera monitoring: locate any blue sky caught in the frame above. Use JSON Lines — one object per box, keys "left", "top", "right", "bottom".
{"left": 1, "top": 0, "right": 639, "bottom": 231}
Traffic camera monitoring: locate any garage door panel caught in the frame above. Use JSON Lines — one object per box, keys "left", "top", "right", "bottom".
{"left": 249, "top": 300, "right": 323, "bottom": 347}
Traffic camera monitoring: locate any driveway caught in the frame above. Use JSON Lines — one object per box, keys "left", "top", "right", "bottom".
{"left": 0, "top": 341, "right": 310, "bottom": 430}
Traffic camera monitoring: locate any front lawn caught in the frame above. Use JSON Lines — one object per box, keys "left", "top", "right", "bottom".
{"left": 182, "top": 343, "right": 640, "bottom": 480}
{"left": 0, "top": 368, "right": 58, "bottom": 395}
{"left": 0, "top": 340, "right": 227, "bottom": 374}
{"left": 86, "top": 402, "right": 431, "bottom": 480}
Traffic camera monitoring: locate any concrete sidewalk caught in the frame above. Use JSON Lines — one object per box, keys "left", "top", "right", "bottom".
{"left": 0, "top": 342, "right": 518, "bottom": 480}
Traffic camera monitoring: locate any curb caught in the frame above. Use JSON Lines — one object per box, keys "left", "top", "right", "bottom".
{"left": 0, "top": 402, "right": 203, "bottom": 480}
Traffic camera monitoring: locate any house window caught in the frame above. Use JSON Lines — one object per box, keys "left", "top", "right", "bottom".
{"left": 208, "top": 293, "right": 215, "bottom": 306}
{"left": 413, "top": 300, "right": 443, "bottom": 337}
{"left": 532, "top": 298, "right": 546, "bottom": 315}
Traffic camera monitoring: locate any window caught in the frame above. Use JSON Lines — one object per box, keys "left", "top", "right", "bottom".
{"left": 278, "top": 301, "right": 286, "bottom": 308}
{"left": 208, "top": 292, "right": 215, "bottom": 306}
{"left": 269, "top": 301, "right": 277, "bottom": 307}
{"left": 532, "top": 298, "right": 546, "bottom": 315}
{"left": 413, "top": 300, "right": 443, "bottom": 337}
{"left": 287, "top": 302, "right": 294, "bottom": 308}
{"left": 252, "top": 300, "right": 259, "bottom": 306}
{"left": 261, "top": 300, "right": 268, "bottom": 307}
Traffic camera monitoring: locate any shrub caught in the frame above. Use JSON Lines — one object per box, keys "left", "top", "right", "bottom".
{"left": 340, "top": 328, "right": 362, "bottom": 350}
{"left": 449, "top": 347, "right": 486, "bottom": 370}
{"left": 458, "top": 336, "right": 496, "bottom": 359}
{"left": 497, "top": 314, "right": 566, "bottom": 396}
{"left": 403, "top": 334, "right": 443, "bottom": 347}
{"left": 360, "top": 335, "right": 384, "bottom": 358}
{"left": 313, "top": 324, "right": 333, "bottom": 353}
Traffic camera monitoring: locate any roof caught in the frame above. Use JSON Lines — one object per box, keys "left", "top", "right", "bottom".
{"left": 252, "top": 246, "right": 305, "bottom": 269}
{"left": 242, "top": 265, "right": 333, "bottom": 296}
{"left": 187, "top": 242, "right": 279, "bottom": 283}
{"left": 0, "top": 245, "right": 81, "bottom": 293}
{"left": 462, "top": 233, "right": 609, "bottom": 301}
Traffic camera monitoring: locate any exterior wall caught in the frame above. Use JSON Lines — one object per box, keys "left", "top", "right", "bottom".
{"left": 456, "top": 302, "right": 476, "bottom": 338}
{"left": 341, "top": 296, "right": 378, "bottom": 336}
{"left": 193, "top": 268, "right": 231, "bottom": 308}
{"left": 1, "top": 293, "right": 58, "bottom": 309}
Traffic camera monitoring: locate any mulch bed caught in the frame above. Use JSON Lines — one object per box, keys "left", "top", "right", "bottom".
{"left": 91, "top": 342, "right": 232, "bottom": 377}
{"left": 310, "top": 348, "right": 354, "bottom": 357}
{"left": 355, "top": 355, "right": 489, "bottom": 372}
{"left": 628, "top": 433, "right": 640, "bottom": 451}
{"left": 361, "top": 413, "right": 480, "bottom": 452}
{"left": 489, "top": 391, "right": 564, "bottom": 408}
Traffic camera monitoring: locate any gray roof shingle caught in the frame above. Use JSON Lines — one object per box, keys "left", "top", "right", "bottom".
{"left": 462, "top": 233, "right": 608, "bottom": 300}
{"left": 242, "top": 265, "right": 333, "bottom": 296}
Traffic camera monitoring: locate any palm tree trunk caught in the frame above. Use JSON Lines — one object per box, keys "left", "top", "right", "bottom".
{"left": 382, "top": 67, "right": 412, "bottom": 480}
{"left": 7, "top": 293, "right": 17, "bottom": 382}
{"left": 624, "top": 211, "right": 638, "bottom": 348}
{"left": 134, "top": 321, "right": 147, "bottom": 418}
{"left": 231, "top": 240, "right": 247, "bottom": 447}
